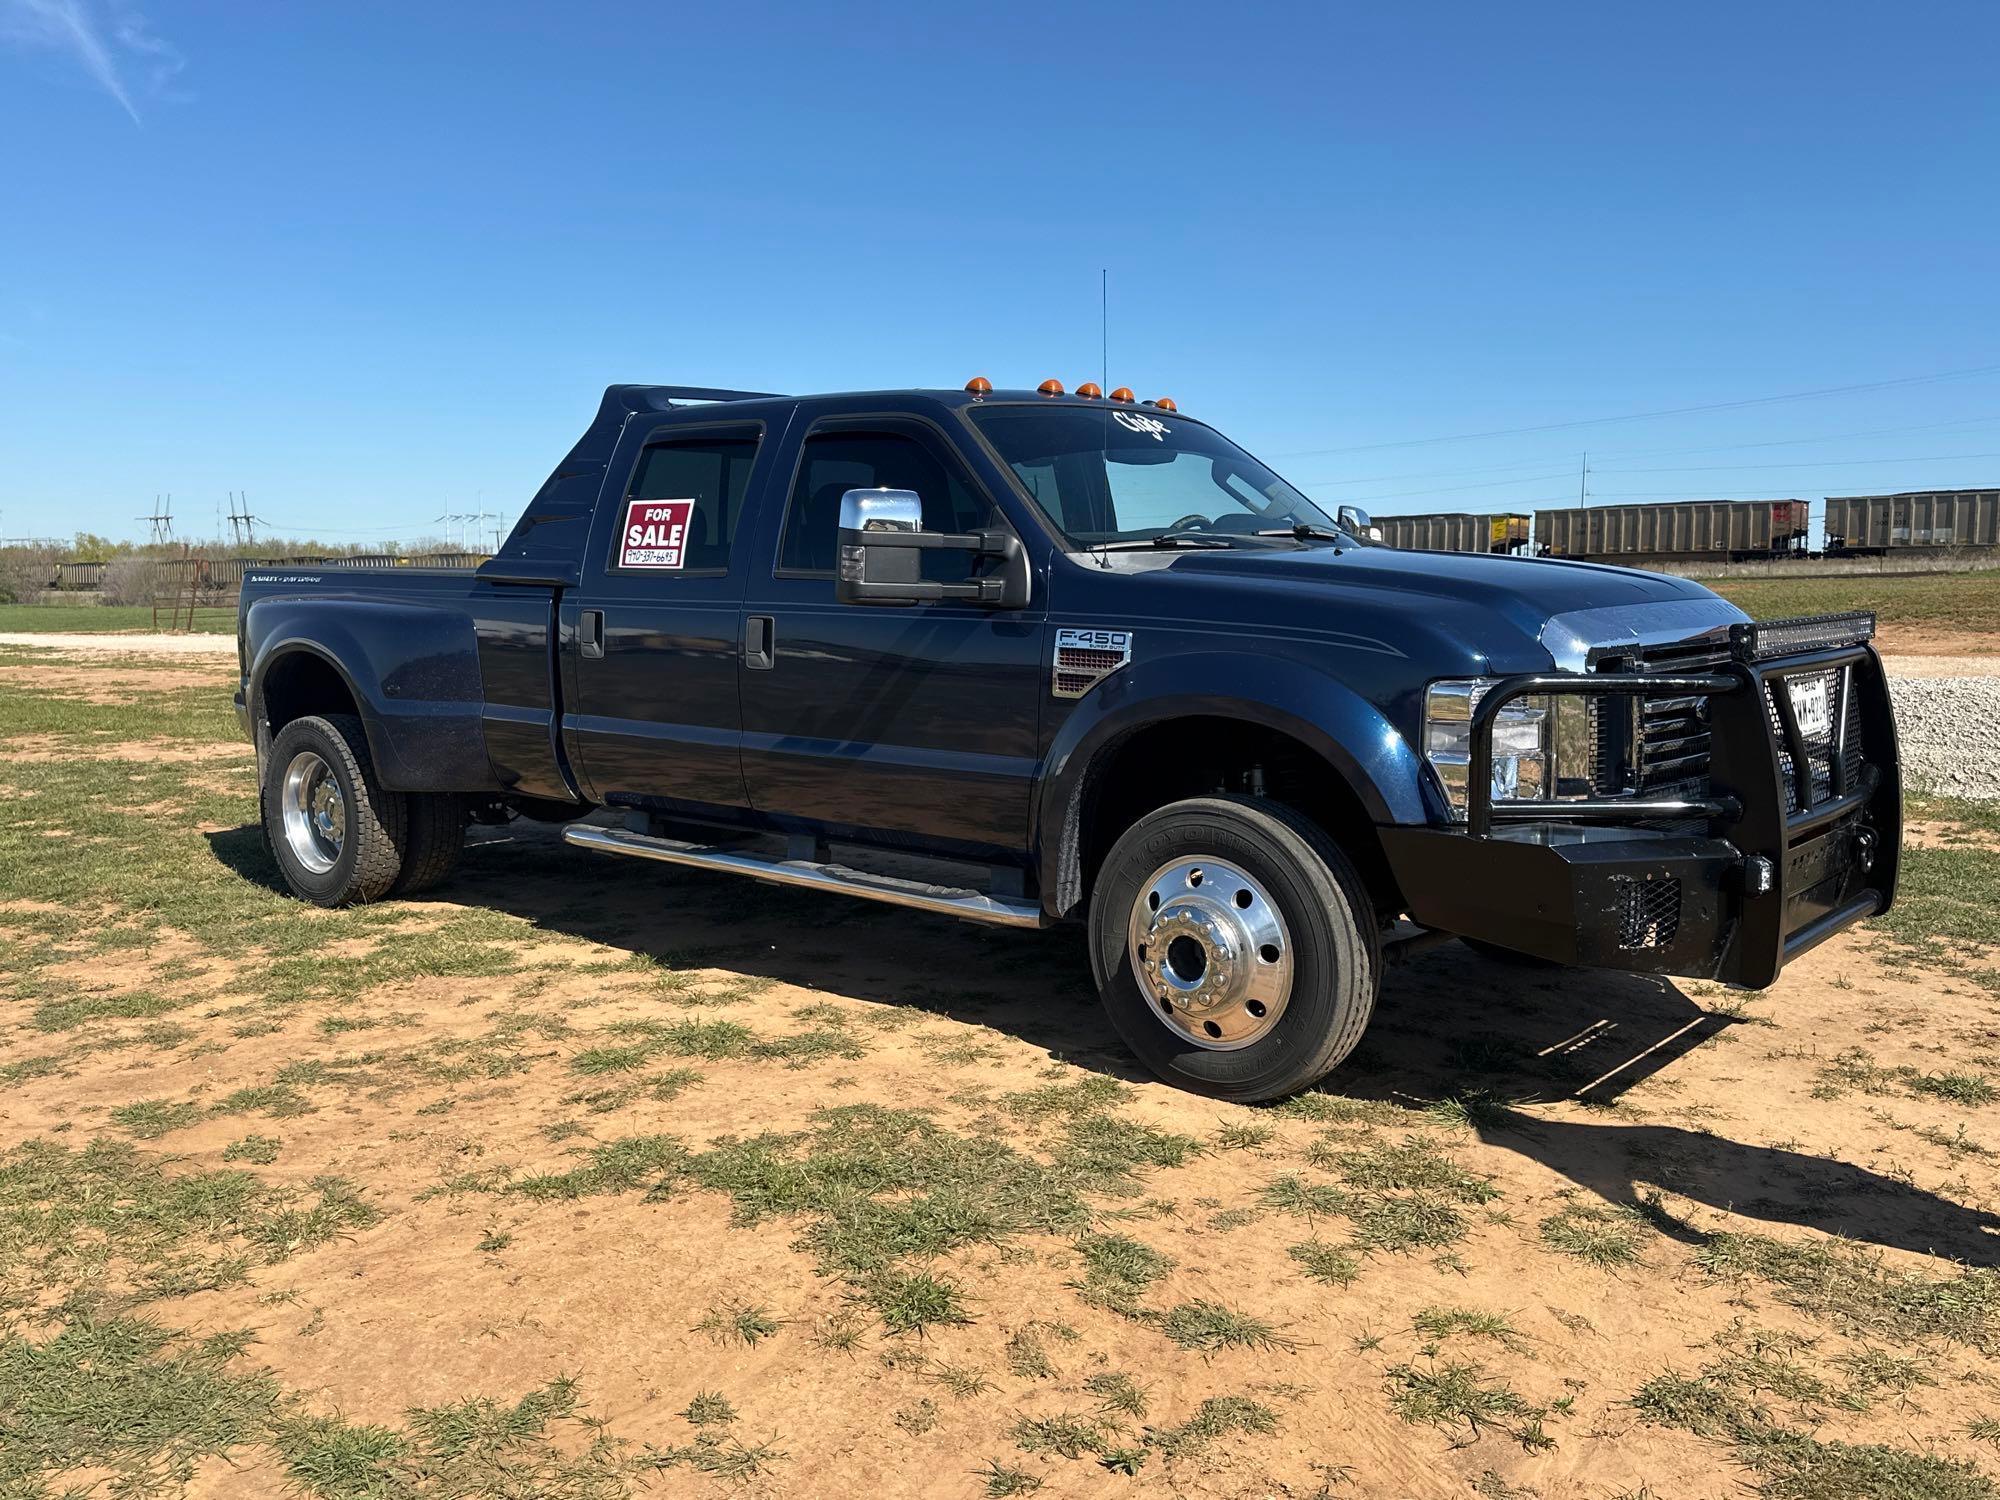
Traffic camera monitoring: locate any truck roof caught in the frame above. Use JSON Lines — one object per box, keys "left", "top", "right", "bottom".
{"left": 481, "top": 381, "right": 1195, "bottom": 583}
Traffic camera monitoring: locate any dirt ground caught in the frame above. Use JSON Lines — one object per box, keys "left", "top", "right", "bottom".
{"left": 4, "top": 649, "right": 2000, "bottom": 1500}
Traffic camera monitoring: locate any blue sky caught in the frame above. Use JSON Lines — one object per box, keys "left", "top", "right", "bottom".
{"left": 1, "top": 1, "right": 1996, "bottom": 547}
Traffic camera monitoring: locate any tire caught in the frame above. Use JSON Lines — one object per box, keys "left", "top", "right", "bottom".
{"left": 262, "top": 713, "right": 408, "bottom": 907}
{"left": 389, "top": 793, "right": 466, "bottom": 896}
{"left": 1088, "top": 795, "right": 1380, "bottom": 1102}
{"left": 1460, "top": 938, "right": 1563, "bottom": 969}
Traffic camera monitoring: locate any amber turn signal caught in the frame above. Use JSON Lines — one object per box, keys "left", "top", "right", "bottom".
{"left": 964, "top": 375, "right": 992, "bottom": 395}
{"left": 1038, "top": 379, "right": 1065, "bottom": 396}
{"left": 1076, "top": 382, "right": 1102, "bottom": 399}
{"left": 1109, "top": 387, "right": 1135, "bottom": 403}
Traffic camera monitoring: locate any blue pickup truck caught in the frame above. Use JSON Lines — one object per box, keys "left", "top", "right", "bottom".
{"left": 235, "top": 380, "right": 1901, "bottom": 1100}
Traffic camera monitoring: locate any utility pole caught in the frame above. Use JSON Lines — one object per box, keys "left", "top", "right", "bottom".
{"left": 1577, "top": 453, "right": 1590, "bottom": 509}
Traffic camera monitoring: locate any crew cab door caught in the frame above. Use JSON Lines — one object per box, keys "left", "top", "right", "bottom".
{"left": 562, "top": 419, "right": 776, "bottom": 818}
{"left": 738, "top": 412, "right": 1045, "bottom": 858}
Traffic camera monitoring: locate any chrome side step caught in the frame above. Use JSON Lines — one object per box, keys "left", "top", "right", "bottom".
{"left": 563, "top": 824, "right": 1047, "bottom": 929}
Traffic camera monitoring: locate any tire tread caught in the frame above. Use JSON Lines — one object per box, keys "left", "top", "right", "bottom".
{"left": 264, "top": 713, "right": 407, "bottom": 906}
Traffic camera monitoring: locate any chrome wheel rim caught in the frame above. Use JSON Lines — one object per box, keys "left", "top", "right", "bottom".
{"left": 280, "top": 750, "right": 345, "bottom": 875}
{"left": 1127, "top": 856, "right": 1293, "bottom": 1050}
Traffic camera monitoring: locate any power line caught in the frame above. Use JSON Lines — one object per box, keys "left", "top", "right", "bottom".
{"left": 1298, "top": 413, "right": 2000, "bottom": 489}
{"left": 1595, "top": 450, "right": 2000, "bottom": 476}
{"left": 1268, "top": 361, "right": 2000, "bottom": 459}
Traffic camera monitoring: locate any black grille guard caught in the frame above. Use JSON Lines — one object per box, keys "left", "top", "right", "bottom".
{"left": 1461, "top": 639, "right": 1902, "bottom": 986}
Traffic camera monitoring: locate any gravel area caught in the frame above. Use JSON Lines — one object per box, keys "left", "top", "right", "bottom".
{"left": 1887, "top": 667, "right": 2000, "bottom": 799}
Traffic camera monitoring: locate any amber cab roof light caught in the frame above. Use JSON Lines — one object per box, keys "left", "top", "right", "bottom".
{"left": 1109, "top": 387, "right": 1135, "bottom": 403}
{"left": 1147, "top": 396, "right": 1178, "bottom": 412}
{"left": 1076, "top": 382, "right": 1103, "bottom": 399}
{"left": 1037, "top": 378, "right": 1065, "bottom": 397}
{"left": 964, "top": 375, "right": 992, "bottom": 395}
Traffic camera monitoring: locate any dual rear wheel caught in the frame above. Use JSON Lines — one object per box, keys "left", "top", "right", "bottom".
{"left": 261, "top": 714, "right": 464, "bottom": 906}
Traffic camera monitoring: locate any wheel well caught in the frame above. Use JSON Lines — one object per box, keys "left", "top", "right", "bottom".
{"left": 1070, "top": 717, "right": 1400, "bottom": 923}
{"left": 258, "top": 651, "right": 361, "bottom": 739}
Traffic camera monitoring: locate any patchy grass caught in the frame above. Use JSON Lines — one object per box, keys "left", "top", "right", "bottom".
{"left": 1539, "top": 1200, "right": 1651, "bottom": 1267}
{"left": 1694, "top": 1232, "right": 2000, "bottom": 1350}
{"left": 1384, "top": 1360, "right": 1552, "bottom": 1450}
{"left": 1817, "top": 1047, "right": 2000, "bottom": 1105}
{"left": 693, "top": 1300, "right": 783, "bottom": 1347}
{"left": 1633, "top": 1327, "right": 1996, "bottom": 1500}
{"left": 0, "top": 1316, "right": 282, "bottom": 1495}
{"left": 1159, "top": 1300, "right": 1299, "bottom": 1355}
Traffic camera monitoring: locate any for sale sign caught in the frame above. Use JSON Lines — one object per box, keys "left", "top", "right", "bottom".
{"left": 619, "top": 498, "right": 696, "bottom": 569}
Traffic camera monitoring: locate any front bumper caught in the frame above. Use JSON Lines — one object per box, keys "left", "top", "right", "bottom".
{"left": 1379, "top": 638, "right": 1900, "bottom": 988}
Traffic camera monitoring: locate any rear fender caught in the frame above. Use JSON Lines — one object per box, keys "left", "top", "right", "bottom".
{"left": 1032, "top": 651, "right": 1427, "bottom": 917}
{"left": 245, "top": 598, "right": 490, "bottom": 793}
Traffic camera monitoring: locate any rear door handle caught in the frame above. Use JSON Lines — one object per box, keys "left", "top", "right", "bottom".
{"left": 744, "top": 614, "right": 775, "bottom": 671}
{"left": 580, "top": 609, "right": 604, "bottom": 659}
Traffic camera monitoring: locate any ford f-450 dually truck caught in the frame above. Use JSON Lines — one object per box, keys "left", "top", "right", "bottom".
{"left": 236, "top": 380, "right": 1900, "bottom": 1100}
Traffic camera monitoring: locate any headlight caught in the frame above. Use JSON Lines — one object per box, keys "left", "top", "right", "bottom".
{"left": 1424, "top": 680, "right": 1549, "bottom": 817}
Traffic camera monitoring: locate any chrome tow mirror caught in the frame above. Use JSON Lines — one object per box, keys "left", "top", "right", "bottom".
{"left": 835, "top": 487, "right": 1029, "bottom": 608}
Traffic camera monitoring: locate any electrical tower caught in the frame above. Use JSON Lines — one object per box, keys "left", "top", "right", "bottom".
{"left": 139, "top": 494, "right": 175, "bottom": 545}
{"left": 226, "top": 492, "right": 258, "bottom": 549}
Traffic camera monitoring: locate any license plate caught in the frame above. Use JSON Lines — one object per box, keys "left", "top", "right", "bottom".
{"left": 1788, "top": 677, "right": 1832, "bottom": 738}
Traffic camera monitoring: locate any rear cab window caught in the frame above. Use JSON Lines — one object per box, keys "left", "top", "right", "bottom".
{"left": 608, "top": 432, "right": 760, "bottom": 577}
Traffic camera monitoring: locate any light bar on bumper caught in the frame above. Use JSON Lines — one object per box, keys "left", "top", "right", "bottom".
{"left": 1730, "top": 611, "right": 1874, "bottom": 662}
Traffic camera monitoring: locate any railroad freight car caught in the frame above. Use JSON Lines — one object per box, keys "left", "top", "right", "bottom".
{"left": 1534, "top": 500, "right": 1809, "bottom": 564}
{"left": 1825, "top": 489, "right": 2000, "bottom": 556}
{"left": 52, "top": 561, "right": 107, "bottom": 590}
{"left": 1374, "top": 511, "right": 1532, "bottom": 554}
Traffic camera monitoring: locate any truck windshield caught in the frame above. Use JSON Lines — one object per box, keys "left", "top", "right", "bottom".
{"left": 967, "top": 404, "right": 1345, "bottom": 549}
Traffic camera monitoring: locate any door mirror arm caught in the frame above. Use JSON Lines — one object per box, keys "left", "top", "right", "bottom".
{"left": 834, "top": 488, "right": 1030, "bottom": 608}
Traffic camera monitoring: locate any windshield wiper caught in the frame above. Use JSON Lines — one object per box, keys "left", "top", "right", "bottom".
{"left": 1090, "top": 531, "right": 1236, "bottom": 552}
{"left": 1255, "top": 522, "right": 1346, "bottom": 544}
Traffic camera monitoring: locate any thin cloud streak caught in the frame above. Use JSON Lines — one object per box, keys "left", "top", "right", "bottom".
{"left": 0, "top": 0, "right": 179, "bottom": 124}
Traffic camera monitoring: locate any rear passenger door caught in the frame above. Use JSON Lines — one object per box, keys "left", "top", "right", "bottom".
{"left": 564, "top": 421, "right": 774, "bottom": 819}
{"left": 737, "top": 414, "right": 1046, "bottom": 858}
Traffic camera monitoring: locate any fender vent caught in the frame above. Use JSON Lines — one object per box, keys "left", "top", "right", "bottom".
{"left": 1053, "top": 628, "right": 1133, "bottom": 699}
{"left": 1613, "top": 874, "right": 1681, "bottom": 950}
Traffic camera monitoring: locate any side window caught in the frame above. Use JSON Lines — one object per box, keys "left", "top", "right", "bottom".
{"left": 779, "top": 430, "right": 994, "bottom": 577}
{"left": 611, "top": 435, "right": 758, "bottom": 575}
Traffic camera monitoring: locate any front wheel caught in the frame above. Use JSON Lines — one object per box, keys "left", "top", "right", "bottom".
{"left": 1088, "top": 795, "right": 1380, "bottom": 1102}
{"left": 262, "top": 713, "right": 408, "bottom": 906}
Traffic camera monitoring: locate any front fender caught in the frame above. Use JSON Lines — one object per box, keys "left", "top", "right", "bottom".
{"left": 245, "top": 597, "right": 491, "bottom": 793}
{"left": 1032, "top": 651, "right": 1429, "bottom": 917}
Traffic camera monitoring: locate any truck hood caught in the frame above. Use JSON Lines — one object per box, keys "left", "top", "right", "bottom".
{"left": 1164, "top": 543, "right": 1749, "bottom": 669}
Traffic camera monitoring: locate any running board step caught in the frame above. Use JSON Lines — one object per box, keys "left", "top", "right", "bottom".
{"left": 563, "top": 824, "right": 1047, "bottom": 929}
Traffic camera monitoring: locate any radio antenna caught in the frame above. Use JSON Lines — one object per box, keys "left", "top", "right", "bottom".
{"left": 1100, "top": 268, "right": 1108, "bottom": 391}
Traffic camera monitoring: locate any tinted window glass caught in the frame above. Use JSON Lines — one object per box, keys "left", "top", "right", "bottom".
{"left": 969, "top": 405, "right": 1339, "bottom": 545}
{"left": 614, "top": 436, "right": 758, "bottom": 573}
{"left": 780, "top": 430, "right": 993, "bottom": 576}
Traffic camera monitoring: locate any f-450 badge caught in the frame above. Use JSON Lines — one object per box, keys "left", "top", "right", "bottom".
{"left": 1053, "top": 627, "right": 1134, "bottom": 699}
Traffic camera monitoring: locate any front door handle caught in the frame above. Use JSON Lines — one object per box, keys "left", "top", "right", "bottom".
{"left": 744, "top": 614, "right": 775, "bottom": 671}
{"left": 580, "top": 609, "right": 604, "bottom": 659}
